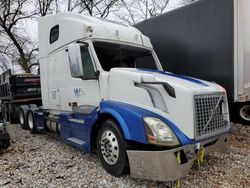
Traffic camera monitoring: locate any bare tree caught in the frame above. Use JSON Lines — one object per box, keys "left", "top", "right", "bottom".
{"left": 36, "top": 0, "right": 55, "bottom": 16}
{"left": 115, "top": 0, "right": 198, "bottom": 25}
{"left": 0, "top": 53, "right": 9, "bottom": 72}
{"left": 0, "top": 35, "right": 10, "bottom": 72}
{"left": 116, "top": 0, "right": 170, "bottom": 25}
{"left": 0, "top": 0, "right": 38, "bottom": 73}
{"left": 70, "top": 0, "right": 119, "bottom": 18}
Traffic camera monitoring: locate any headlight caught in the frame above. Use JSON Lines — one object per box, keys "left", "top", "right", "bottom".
{"left": 143, "top": 117, "right": 180, "bottom": 147}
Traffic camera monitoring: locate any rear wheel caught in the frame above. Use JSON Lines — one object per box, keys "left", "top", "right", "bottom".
{"left": 8, "top": 103, "right": 17, "bottom": 124}
{"left": 2, "top": 103, "right": 9, "bottom": 122}
{"left": 27, "top": 111, "right": 37, "bottom": 134}
{"left": 19, "top": 108, "right": 29, "bottom": 130}
{"left": 97, "top": 119, "right": 129, "bottom": 177}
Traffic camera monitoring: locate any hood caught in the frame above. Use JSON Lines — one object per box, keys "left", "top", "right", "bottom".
{"left": 107, "top": 68, "right": 227, "bottom": 139}
{"left": 109, "top": 68, "right": 225, "bottom": 95}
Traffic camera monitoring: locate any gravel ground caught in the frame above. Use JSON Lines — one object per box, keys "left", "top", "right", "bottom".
{"left": 0, "top": 123, "right": 249, "bottom": 188}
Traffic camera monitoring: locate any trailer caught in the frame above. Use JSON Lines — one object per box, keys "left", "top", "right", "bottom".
{"left": 16, "top": 12, "right": 230, "bottom": 181}
{"left": 0, "top": 69, "right": 42, "bottom": 123}
{"left": 135, "top": 0, "right": 250, "bottom": 125}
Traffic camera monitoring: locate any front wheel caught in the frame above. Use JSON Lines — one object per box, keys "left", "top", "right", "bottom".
{"left": 97, "top": 119, "right": 129, "bottom": 177}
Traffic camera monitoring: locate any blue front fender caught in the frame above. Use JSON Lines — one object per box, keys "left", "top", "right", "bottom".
{"left": 99, "top": 100, "right": 196, "bottom": 146}
{"left": 100, "top": 101, "right": 148, "bottom": 144}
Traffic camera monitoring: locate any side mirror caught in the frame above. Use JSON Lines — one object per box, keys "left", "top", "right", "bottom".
{"left": 94, "top": 70, "right": 100, "bottom": 78}
{"left": 68, "top": 43, "right": 84, "bottom": 78}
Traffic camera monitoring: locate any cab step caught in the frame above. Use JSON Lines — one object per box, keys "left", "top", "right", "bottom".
{"left": 67, "top": 137, "right": 86, "bottom": 146}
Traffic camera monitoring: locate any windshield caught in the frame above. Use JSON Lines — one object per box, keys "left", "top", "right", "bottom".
{"left": 93, "top": 41, "right": 159, "bottom": 71}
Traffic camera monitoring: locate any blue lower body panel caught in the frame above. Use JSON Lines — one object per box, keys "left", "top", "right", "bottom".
{"left": 59, "top": 111, "right": 98, "bottom": 153}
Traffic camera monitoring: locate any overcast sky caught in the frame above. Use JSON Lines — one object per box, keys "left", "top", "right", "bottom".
{"left": 24, "top": 0, "right": 187, "bottom": 42}
{"left": 1, "top": 0, "right": 192, "bottom": 74}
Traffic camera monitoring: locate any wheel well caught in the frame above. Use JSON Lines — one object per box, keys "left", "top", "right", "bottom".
{"left": 90, "top": 113, "right": 124, "bottom": 153}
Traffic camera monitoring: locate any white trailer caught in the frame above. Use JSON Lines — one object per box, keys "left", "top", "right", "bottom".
{"left": 18, "top": 13, "right": 230, "bottom": 181}
{"left": 234, "top": 0, "right": 250, "bottom": 123}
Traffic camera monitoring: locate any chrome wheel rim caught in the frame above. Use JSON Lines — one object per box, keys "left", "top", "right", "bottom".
{"left": 28, "top": 112, "right": 33, "bottom": 129}
{"left": 100, "top": 130, "right": 119, "bottom": 165}
{"left": 19, "top": 111, "right": 24, "bottom": 125}
{"left": 240, "top": 105, "right": 250, "bottom": 121}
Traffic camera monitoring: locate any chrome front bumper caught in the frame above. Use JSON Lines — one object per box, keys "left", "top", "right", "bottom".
{"left": 127, "top": 134, "right": 228, "bottom": 181}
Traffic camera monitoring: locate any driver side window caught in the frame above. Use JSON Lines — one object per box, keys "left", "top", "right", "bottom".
{"left": 80, "top": 46, "right": 95, "bottom": 80}
{"left": 68, "top": 43, "right": 96, "bottom": 79}
{"left": 81, "top": 46, "right": 95, "bottom": 80}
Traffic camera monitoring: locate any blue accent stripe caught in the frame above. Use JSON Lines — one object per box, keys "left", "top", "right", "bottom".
{"left": 137, "top": 68, "right": 209, "bottom": 87}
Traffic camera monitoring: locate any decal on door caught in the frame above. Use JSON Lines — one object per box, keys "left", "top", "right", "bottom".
{"left": 50, "top": 90, "right": 57, "bottom": 100}
{"left": 74, "top": 88, "right": 84, "bottom": 98}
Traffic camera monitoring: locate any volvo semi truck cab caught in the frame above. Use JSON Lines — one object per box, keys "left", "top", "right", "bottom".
{"left": 18, "top": 13, "right": 230, "bottom": 181}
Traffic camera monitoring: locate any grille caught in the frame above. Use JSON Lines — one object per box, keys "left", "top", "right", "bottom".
{"left": 194, "top": 94, "right": 229, "bottom": 139}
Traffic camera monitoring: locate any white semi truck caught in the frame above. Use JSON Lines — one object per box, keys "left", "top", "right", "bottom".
{"left": 18, "top": 13, "right": 230, "bottom": 181}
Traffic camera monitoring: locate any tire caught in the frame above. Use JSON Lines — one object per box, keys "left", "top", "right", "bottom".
{"left": 239, "top": 104, "right": 250, "bottom": 125}
{"left": 229, "top": 102, "right": 250, "bottom": 125}
{"left": 8, "top": 107, "right": 15, "bottom": 124}
{"left": 8, "top": 103, "right": 18, "bottom": 124}
{"left": 19, "top": 108, "right": 29, "bottom": 130}
{"left": 0, "top": 131, "right": 10, "bottom": 150}
{"left": 27, "top": 111, "right": 37, "bottom": 134}
{"left": 97, "top": 119, "right": 129, "bottom": 177}
{"left": 2, "top": 103, "right": 9, "bottom": 122}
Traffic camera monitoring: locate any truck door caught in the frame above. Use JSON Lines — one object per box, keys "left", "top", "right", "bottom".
{"left": 64, "top": 43, "right": 101, "bottom": 112}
